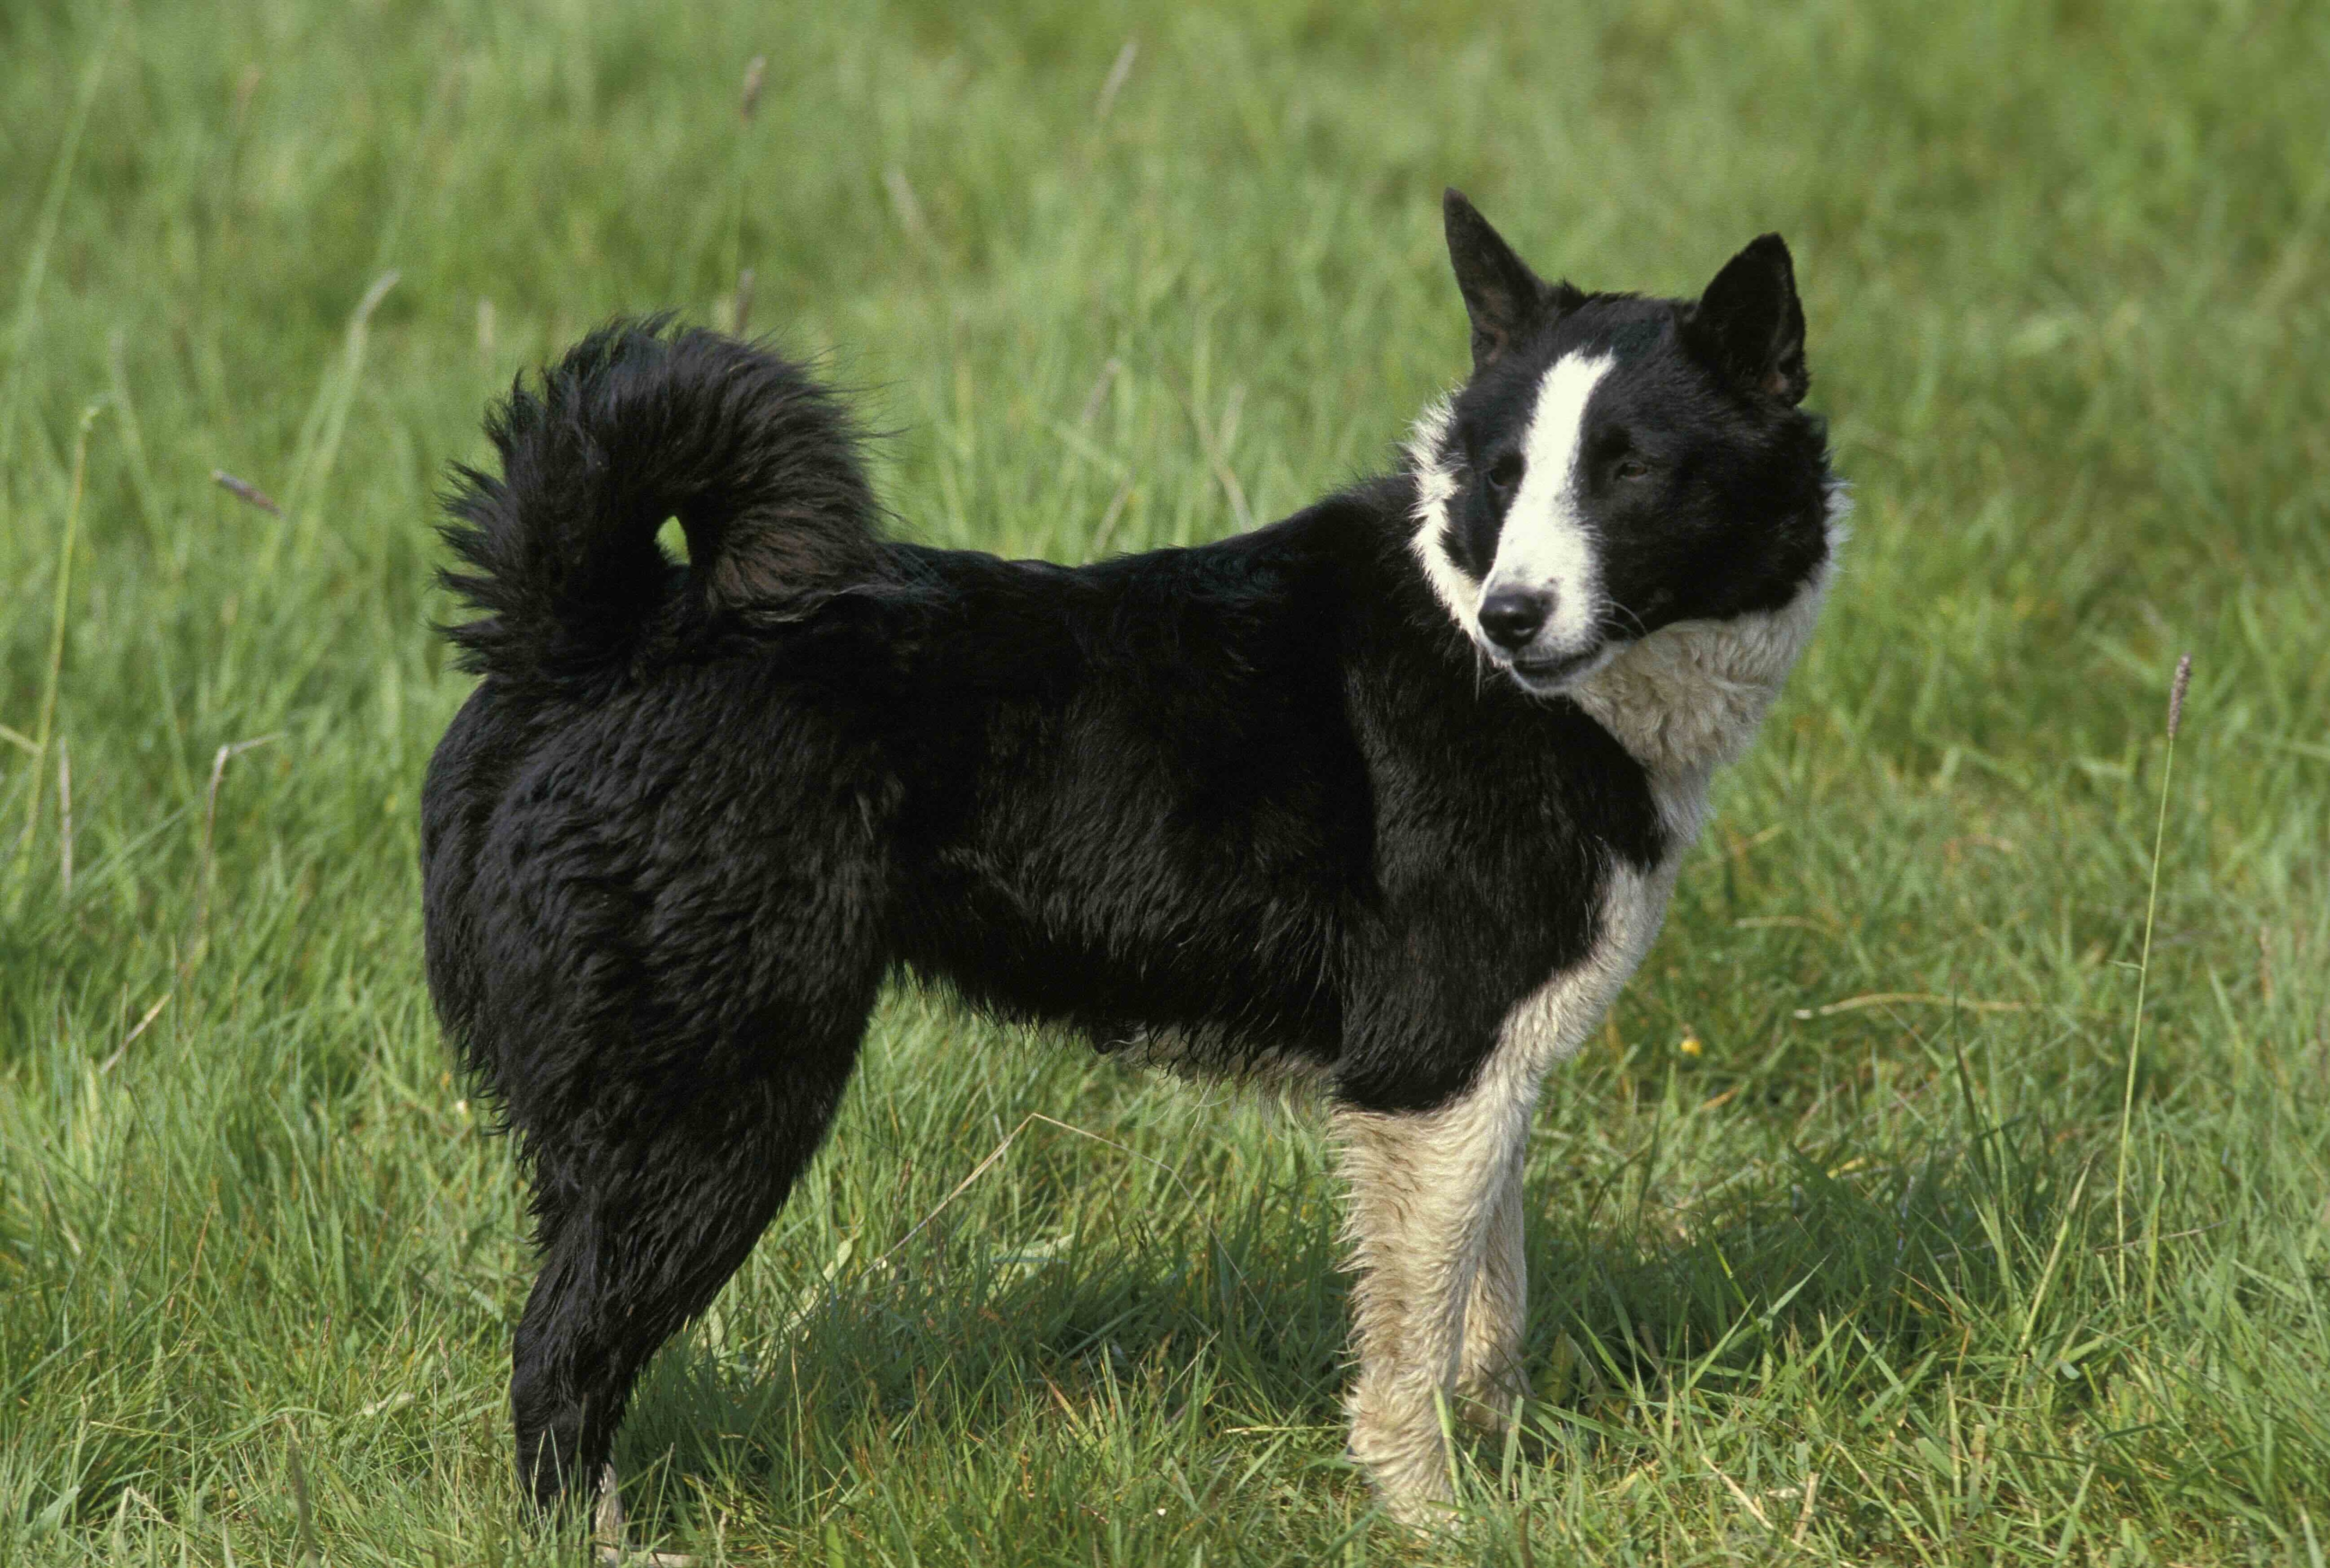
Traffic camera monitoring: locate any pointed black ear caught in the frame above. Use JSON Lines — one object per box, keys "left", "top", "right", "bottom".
{"left": 1685, "top": 233, "right": 1809, "bottom": 404}
{"left": 1443, "top": 189, "right": 1555, "bottom": 371}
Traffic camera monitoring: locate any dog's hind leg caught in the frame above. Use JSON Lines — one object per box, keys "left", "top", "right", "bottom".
{"left": 1334, "top": 1074, "right": 1537, "bottom": 1522}
{"left": 509, "top": 1022, "right": 868, "bottom": 1511}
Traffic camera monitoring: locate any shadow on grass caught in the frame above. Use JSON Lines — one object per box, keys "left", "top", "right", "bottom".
{"left": 1535, "top": 1127, "right": 2047, "bottom": 1392}
{"left": 609, "top": 1177, "right": 1355, "bottom": 1532}
{"left": 594, "top": 1094, "right": 2098, "bottom": 1541}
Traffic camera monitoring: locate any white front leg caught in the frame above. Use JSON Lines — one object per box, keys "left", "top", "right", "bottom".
{"left": 1456, "top": 1148, "right": 1528, "bottom": 1430}
{"left": 1337, "top": 867, "right": 1677, "bottom": 1520}
{"left": 1335, "top": 1072, "right": 1539, "bottom": 1519}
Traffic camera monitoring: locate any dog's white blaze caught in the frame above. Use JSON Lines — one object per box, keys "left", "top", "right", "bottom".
{"left": 1486, "top": 351, "right": 1614, "bottom": 651}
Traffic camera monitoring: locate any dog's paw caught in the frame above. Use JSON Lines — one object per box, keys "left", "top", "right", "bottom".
{"left": 593, "top": 1465, "right": 696, "bottom": 1567}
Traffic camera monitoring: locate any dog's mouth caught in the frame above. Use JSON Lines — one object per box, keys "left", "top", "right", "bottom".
{"left": 1501, "top": 644, "right": 1610, "bottom": 696}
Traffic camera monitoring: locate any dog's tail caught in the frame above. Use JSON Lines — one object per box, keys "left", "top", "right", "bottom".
{"left": 438, "top": 317, "right": 880, "bottom": 691}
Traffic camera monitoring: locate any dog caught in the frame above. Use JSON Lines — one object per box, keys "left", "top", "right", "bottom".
{"left": 420, "top": 189, "right": 1841, "bottom": 1523}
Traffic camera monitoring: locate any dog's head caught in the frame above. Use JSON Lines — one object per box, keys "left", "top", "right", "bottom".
{"left": 1408, "top": 191, "right": 1835, "bottom": 697}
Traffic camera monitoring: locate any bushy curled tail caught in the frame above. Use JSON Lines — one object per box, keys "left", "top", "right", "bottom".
{"left": 439, "top": 318, "right": 879, "bottom": 690}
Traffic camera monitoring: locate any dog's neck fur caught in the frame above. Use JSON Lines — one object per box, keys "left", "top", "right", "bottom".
{"left": 1569, "top": 514, "right": 1840, "bottom": 847}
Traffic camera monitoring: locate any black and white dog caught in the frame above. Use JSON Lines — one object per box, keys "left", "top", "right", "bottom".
{"left": 421, "top": 190, "right": 1839, "bottom": 1521}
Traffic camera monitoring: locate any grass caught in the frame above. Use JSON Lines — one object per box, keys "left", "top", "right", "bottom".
{"left": 2, "top": 0, "right": 2326, "bottom": 1561}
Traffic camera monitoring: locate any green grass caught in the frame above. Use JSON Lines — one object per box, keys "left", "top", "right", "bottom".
{"left": 3, "top": 0, "right": 2327, "bottom": 1561}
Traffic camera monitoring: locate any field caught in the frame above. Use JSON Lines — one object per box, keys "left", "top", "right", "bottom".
{"left": 3, "top": 0, "right": 2327, "bottom": 1561}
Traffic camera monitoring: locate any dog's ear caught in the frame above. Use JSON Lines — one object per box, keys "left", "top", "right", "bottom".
{"left": 1444, "top": 189, "right": 1565, "bottom": 372}
{"left": 1684, "top": 234, "right": 1809, "bottom": 404}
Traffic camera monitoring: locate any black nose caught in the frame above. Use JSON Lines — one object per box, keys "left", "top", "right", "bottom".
{"left": 1479, "top": 588, "right": 1549, "bottom": 651}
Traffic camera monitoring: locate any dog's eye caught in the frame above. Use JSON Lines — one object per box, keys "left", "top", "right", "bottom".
{"left": 1613, "top": 457, "right": 1651, "bottom": 482}
{"left": 1486, "top": 453, "right": 1524, "bottom": 493}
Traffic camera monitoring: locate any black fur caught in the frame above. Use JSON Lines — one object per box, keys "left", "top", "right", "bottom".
{"left": 422, "top": 212, "right": 1832, "bottom": 1507}
{"left": 1442, "top": 189, "right": 1585, "bottom": 371}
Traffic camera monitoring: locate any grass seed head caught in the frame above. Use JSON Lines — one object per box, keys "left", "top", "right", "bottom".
{"left": 212, "top": 469, "right": 282, "bottom": 516}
